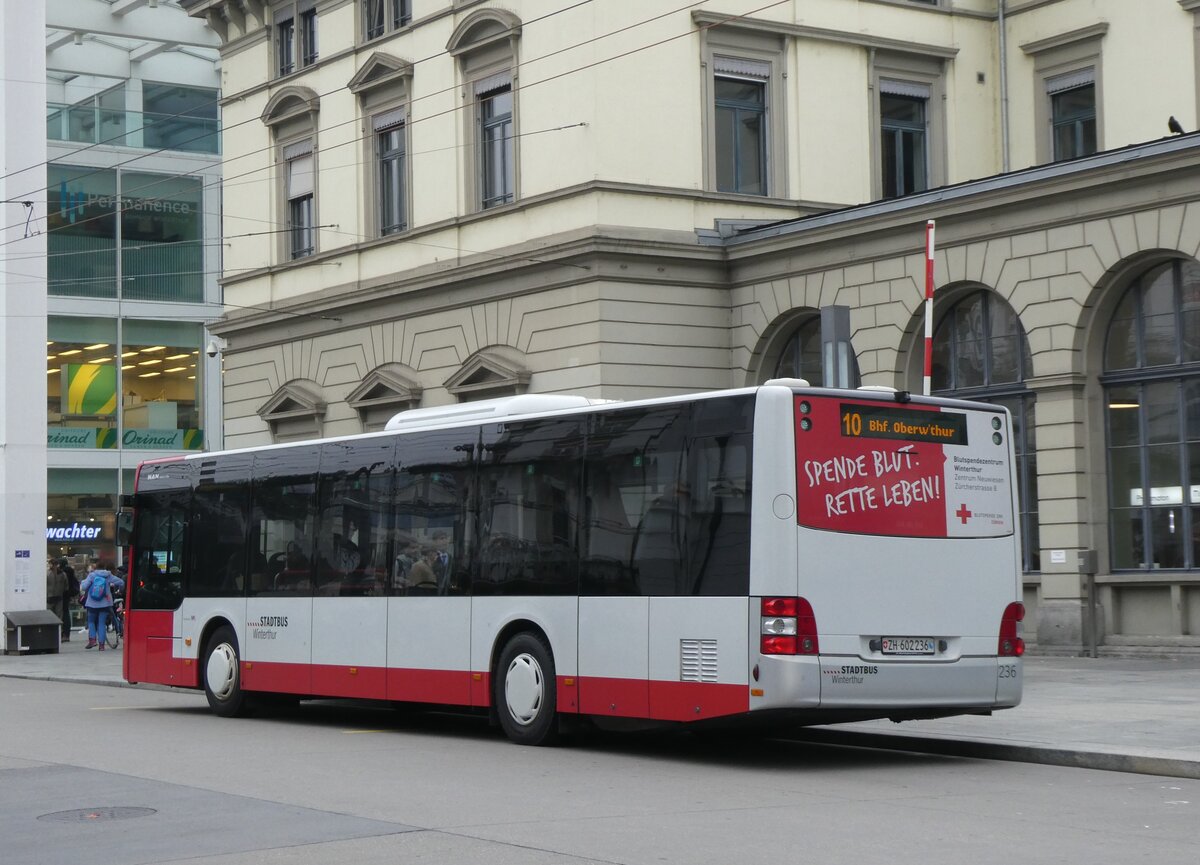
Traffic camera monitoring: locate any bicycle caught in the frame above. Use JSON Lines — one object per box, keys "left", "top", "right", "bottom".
{"left": 105, "top": 595, "right": 124, "bottom": 649}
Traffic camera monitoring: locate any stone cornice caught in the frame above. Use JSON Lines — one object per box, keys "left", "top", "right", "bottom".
{"left": 1020, "top": 22, "right": 1109, "bottom": 56}
{"left": 692, "top": 10, "right": 959, "bottom": 59}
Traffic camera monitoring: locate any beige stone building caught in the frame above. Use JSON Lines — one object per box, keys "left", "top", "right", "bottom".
{"left": 183, "top": 0, "right": 1200, "bottom": 654}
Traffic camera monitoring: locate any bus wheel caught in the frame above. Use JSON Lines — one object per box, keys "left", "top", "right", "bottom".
{"left": 495, "top": 632, "right": 559, "bottom": 746}
{"left": 203, "top": 625, "right": 249, "bottom": 718}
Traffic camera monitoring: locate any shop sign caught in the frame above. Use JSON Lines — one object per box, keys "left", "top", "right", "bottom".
{"left": 122, "top": 428, "right": 204, "bottom": 450}
{"left": 48, "top": 428, "right": 204, "bottom": 450}
{"left": 48, "top": 428, "right": 117, "bottom": 449}
{"left": 46, "top": 522, "right": 104, "bottom": 541}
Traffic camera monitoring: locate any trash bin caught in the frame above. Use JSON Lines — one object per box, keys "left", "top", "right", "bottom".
{"left": 3, "top": 610, "right": 63, "bottom": 654}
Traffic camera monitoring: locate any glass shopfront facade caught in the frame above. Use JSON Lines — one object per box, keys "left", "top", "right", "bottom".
{"left": 48, "top": 316, "right": 205, "bottom": 451}
{"left": 46, "top": 469, "right": 136, "bottom": 564}
{"left": 47, "top": 165, "right": 204, "bottom": 302}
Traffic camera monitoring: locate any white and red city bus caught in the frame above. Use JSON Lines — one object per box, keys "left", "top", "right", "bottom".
{"left": 122, "top": 381, "right": 1023, "bottom": 745}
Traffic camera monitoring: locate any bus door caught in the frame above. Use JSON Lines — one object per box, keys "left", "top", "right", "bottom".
{"left": 241, "top": 448, "right": 314, "bottom": 696}
{"left": 126, "top": 459, "right": 190, "bottom": 686}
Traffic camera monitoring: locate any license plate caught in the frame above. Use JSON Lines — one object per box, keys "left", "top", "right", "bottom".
{"left": 881, "top": 637, "right": 936, "bottom": 655}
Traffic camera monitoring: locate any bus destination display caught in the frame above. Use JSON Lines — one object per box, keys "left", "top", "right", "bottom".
{"left": 840, "top": 403, "right": 967, "bottom": 446}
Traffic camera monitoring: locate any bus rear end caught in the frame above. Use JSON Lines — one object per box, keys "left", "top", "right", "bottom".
{"left": 750, "top": 384, "right": 1023, "bottom": 724}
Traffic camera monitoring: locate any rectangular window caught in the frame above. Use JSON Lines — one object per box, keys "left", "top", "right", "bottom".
{"left": 1051, "top": 82, "right": 1096, "bottom": 161}
{"left": 285, "top": 141, "right": 315, "bottom": 259}
{"left": 393, "top": 0, "right": 411, "bottom": 28}
{"left": 479, "top": 84, "right": 514, "bottom": 209}
{"left": 714, "top": 67, "right": 767, "bottom": 195}
{"left": 300, "top": 8, "right": 318, "bottom": 67}
{"left": 880, "top": 84, "right": 928, "bottom": 198}
{"left": 277, "top": 16, "right": 295, "bottom": 76}
{"left": 376, "top": 110, "right": 407, "bottom": 235}
{"left": 142, "top": 83, "right": 220, "bottom": 154}
{"left": 364, "top": 0, "right": 385, "bottom": 40}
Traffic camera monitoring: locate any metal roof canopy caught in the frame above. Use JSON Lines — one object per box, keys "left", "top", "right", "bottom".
{"left": 46, "top": 0, "right": 218, "bottom": 85}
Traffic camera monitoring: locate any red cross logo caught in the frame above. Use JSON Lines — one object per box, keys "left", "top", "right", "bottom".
{"left": 955, "top": 504, "right": 973, "bottom": 524}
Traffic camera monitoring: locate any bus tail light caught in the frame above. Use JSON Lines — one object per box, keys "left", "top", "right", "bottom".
{"left": 998, "top": 602, "right": 1025, "bottom": 657}
{"left": 760, "top": 597, "right": 819, "bottom": 655}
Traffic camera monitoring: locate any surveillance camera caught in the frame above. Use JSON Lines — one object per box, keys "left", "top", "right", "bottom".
{"left": 206, "top": 340, "right": 219, "bottom": 358}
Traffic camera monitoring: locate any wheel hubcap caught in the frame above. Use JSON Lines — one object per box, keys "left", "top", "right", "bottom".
{"left": 504, "top": 653, "right": 543, "bottom": 726}
{"left": 206, "top": 643, "right": 237, "bottom": 701}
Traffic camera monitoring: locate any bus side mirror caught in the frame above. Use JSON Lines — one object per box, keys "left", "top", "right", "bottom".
{"left": 116, "top": 510, "right": 134, "bottom": 547}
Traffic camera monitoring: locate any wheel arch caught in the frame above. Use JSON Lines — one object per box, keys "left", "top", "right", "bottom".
{"left": 490, "top": 618, "right": 552, "bottom": 686}
{"left": 198, "top": 616, "right": 237, "bottom": 664}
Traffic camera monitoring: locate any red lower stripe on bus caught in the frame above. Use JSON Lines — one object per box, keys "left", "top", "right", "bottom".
{"left": 578, "top": 677, "right": 749, "bottom": 721}
{"left": 387, "top": 667, "right": 474, "bottom": 705}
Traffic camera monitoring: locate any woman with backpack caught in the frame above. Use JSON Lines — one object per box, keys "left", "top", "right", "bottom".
{"left": 79, "top": 561, "right": 124, "bottom": 651}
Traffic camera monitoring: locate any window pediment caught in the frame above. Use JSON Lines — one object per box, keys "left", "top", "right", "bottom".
{"left": 444, "top": 348, "right": 530, "bottom": 398}
{"left": 258, "top": 378, "right": 326, "bottom": 422}
{"left": 348, "top": 52, "right": 414, "bottom": 95}
{"left": 446, "top": 9, "right": 521, "bottom": 56}
{"left": 262, "top": 85, "right": 320, "bottom": 127}
{"left": 346, "top": 363, "right": 422, "bottom": 409}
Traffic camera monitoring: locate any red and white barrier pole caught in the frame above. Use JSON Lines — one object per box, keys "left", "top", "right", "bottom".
{"left": 922, "top": 219, "right": 936, "bottom": 396}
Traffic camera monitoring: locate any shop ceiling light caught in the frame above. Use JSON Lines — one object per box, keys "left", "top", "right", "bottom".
{"left": 166, "top": 353, "right": 190, "bottom": 360}
{"left": 138, "top": 372, "right": 162, "bottom": 378}
{"left": 164, "top": 366, "right": 187, "bottom": 373}
{"left": 84, "top": 343, "right": 109, "bottom": 350}
{"left": 140, "top": 346, "right": 166, "bottom": 353}
{"left": 138, "top": 359, "right": 162, "bottom": 366}
{"left": 58, "top": 349, "right": 81, "bottom": 356}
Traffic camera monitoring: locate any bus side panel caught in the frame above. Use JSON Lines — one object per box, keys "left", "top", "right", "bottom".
{"left": 472, "top": 596, "right": 579, "bottom": 712}
{"left": 748, "top": 387, "right": 801, "bottom": 599}
{"left": 311, "top": 596, "right": 388, "bottom": 700}
{"left": 648, "top": 597, "right": 749, "bottom": 722}
{"left": 125, "top": 609, "right": 180, "bottom": 685}
{"left": 578, "top": 597, "right": 649, "bottom": 718}
{"left": 387, "top": 596, "right": 472, "bottom": 705}
{"left": 238, "top": 596, "right": 307, "bottom": 695}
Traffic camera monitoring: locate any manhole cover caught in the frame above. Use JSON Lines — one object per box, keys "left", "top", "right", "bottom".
{"left": 38, "top": 807, "right": 157, "bottom": 823}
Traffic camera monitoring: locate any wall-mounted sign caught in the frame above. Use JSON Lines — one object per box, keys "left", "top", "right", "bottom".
{"left": 46, "top": 522, "right": 104, "bottom": 541}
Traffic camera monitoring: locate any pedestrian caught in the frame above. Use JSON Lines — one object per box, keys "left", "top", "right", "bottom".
{"left": 59, "top": 558, "right": 78, "bottom": 641}
{"left": 79, "top": 560, "right": 124, "bottom": 651}
{"left": 46, "top": 558, "right": 67, "bottom": 635}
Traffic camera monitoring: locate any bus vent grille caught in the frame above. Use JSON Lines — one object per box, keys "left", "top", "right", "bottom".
{"left": 679, "top": 639, "right": 718, "bottom": 683}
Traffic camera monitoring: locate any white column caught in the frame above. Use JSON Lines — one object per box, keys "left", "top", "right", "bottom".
{"left": 1, "top": 1, "right": 49, "bottom": 615}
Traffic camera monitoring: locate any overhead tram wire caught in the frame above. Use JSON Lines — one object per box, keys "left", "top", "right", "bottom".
{"left": 4, "top": 0, "right": 786, "bottom": 254}
{"left": 3, "top": 0, "right": 703, "bottom": 241}
{"left": 3, "top": 122, "right": 590, "bottom": 279}
{"left": 0, "top": 0, "right": 721, "bottom": 242}
{"left": 0, "top": 0, "right": 598, "bottom": 189}
{"left": 2, "top": 0, "right": 743, "bottom": 247}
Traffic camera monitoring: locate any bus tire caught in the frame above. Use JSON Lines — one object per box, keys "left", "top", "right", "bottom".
{"left": 203, "top": 625, "right": 250, "bottom": 718}
{"left": 495, "top": 632, "right": 559, "bottom": 746}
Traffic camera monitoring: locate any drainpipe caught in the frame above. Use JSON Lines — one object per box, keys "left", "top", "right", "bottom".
{"left": 999, "top": 0, "right": 1010, "bottom": 172}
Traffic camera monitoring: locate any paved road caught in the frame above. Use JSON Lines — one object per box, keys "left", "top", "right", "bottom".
{"left": 3, "top": 636, "right": 1199, "bottom": 778}
{"left": 2, "top": 677, "right": 1198, "bottom": 865}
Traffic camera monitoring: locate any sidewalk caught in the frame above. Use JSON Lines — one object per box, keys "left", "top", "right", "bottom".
{"left": 2, "top": 639, "right": 1198, "bottom": 778}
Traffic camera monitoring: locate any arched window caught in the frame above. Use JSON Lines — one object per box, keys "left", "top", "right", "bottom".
{"left": 1102, "top": 259, "right": 1200, "bottom": 572}
{"left": 772, "top": 317, "right": 822, "bottom": 382}
{"left": 932, "top": 290, "right": 1039, "bottom": 572}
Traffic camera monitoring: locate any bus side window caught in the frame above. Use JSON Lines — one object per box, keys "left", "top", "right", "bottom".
{"left": 477, "top": 418, "right": 582, "bottom": 597}
{"left": 189, "top": 486, "right": 250, "bottom": 597}
{"left": 392, "top": 430, "right": 471, "bottom": 596}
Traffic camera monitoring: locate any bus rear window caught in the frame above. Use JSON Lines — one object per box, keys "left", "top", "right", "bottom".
{"left": 794, "top": 396, "right": 1013, "bottom": 538}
